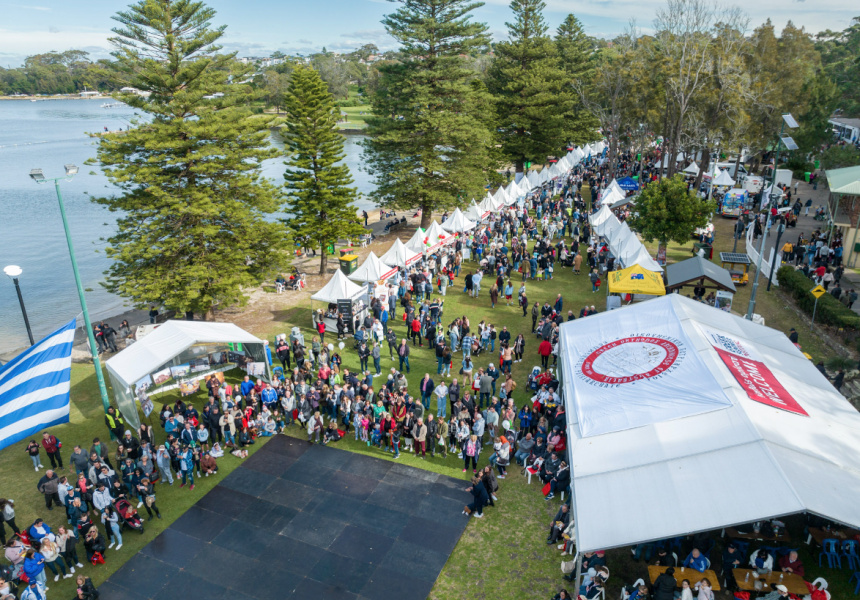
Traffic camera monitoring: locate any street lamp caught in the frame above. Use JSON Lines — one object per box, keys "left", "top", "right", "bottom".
{"left": 746, "top": 114, "right": 798, "bottom": 320}
{"left": 4, "top": 265, "right": 35, "bottom": 346}
{"left": 31, "top": 164, "right": 111, "bottom": 413}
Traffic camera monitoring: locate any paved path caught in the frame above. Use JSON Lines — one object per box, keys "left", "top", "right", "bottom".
{"left": 743, "top": 176, "right": 860, "bottom": 316}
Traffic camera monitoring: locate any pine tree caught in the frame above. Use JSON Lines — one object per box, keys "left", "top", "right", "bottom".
{"left": 363, "top": 0, "right": 497, "bottom": 228}
{"left": 282, "top": 66, "right": 365, "bottom": 274}
{"left": 488, "top": 0, "right": 572, "bottom": 173}
{"left": 94, "top": 0, "right": 285, "bottom": 319}
{"left": 555, "top": 14, "right": 600, "bottom": 145}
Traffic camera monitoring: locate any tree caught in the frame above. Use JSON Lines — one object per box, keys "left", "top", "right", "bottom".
{"left": 488, "top": 0, "right": 571, "bottom": 172}
{"left": 311, "top": 52, "right": 350, "bottom": 99}
{"left": 94, "top": 0, "right": 285, "bottom": 319}
{"left": 628, "top": 175, "right": 716, "bottom": 247}
{"left": 363, "top": 0, "right": 497, "bottom": 228}
{"left": 794, "top": 72, "right": 839, "bottom": 154}
{"left": 819, "top": 145, "right": 860, "bottom": 170}
{"left": 816, "top": 17, "right": 860, "bottom": 117}
{"left": 555, "top": 14, "right": 600, "bottom": 145}
{"left": 281, "top": 66, "right": 365, "bottom": 274}
{"left": 264, "top": 71, "right": 290, "bottom": 112}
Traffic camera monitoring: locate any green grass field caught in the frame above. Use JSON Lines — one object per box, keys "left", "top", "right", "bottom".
{"left": 2, "top": 198, "right": 850, "bottom": 599}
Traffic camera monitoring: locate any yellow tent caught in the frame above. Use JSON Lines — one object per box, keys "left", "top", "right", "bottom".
{"left": 607, "top": 264, "right": 666, "bottom": 296}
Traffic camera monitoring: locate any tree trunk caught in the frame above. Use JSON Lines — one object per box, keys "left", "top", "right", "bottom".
{"left": 515, "top": 159, "right": 524, "bottom": 174}
{"left": 420, "top": 203, "right": 432, "bottom": 229}
{"left": 695, "top": 145, "right": 709, "bottom": 190}
{"left": 203, "top": 308, "right": 214, "bottom": 321}
{"left": 319, "top": 246, "right": 328, "bottom": 275}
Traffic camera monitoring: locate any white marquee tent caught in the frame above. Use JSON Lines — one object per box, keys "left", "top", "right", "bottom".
{"left": 380, "top": 238, "right": 422, "bottom": 268}
{"left": 441, "top": 207, "right": 477, "bottom": 233}
{"left": 311, "top": 269, "right": 365, "bottom": 304}
{"left": 405, "top": 227, "right": 427, "bottom": 254}
{"left": 105, "top": 321, "right": 267, "bottom": 429}
{"left": 348, "top": 251, "right": 398, "bottom": 283}
{"left": 683, "top": 162, "right": 700, "bottom": 175}
{"left": 560, "top": 294, "right": 860, "bottom": 554}
{"left": 464, "top": 199, "right": 485, "bottom": 222}
{"left": 713, "top": 168, "right": 736, "bottom": 187}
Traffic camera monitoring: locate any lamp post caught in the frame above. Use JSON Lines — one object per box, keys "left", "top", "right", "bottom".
{"left": 746, "top": 114, "right": 799, "bottom": 320}
{"left": 4, "top": 265, "right": 35, "bottom": 346}
{"left": 30, "top": 165, "right": 111, "bottom": 413}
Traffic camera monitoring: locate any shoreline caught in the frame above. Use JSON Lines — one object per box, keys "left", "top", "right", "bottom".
{"left": 0, "top": 95, "right": 110, "bottom": 101}
{"left": 0, "top": 212, "right": 399, "bottom": 364}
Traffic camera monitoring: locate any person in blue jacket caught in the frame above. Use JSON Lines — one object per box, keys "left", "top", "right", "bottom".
{"left": 682, "top": 547, "right": 708, "bottom": 572}
{"left": 28, "top": 519, "right": 52, "bottom": 544}
{"left": 463, "top": 475, "right": 488, "bottom": 518}
{"left": 22, "top": 548, "right": 46, "bottom": 586}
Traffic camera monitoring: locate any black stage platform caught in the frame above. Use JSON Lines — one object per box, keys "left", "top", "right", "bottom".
{"left": 98, "top": 435, "right": 472, "bottom": 600}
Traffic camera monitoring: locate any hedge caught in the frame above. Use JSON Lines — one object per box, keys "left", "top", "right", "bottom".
{"left": 776, "top": 265, "right": 860, "bottom": 330}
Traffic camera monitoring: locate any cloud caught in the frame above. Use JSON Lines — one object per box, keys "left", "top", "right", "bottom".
{"left": 48, "top": 26, "right": 59, "bottom": 33}
{"left": 9, "top": 4, "right": 50, "bottom": 10}
{"left": 340, "top": 29, "right": 387, "bottom": 41}
{"left": 297, "top": 39, "right": 313, "bottom": 45}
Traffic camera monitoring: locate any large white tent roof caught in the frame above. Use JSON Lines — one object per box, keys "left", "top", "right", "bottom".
{"left": 588, "top": 204, "right": 614, "bottom": 232}
{"left": 405, "top": 227, "right": 427, "bottom": 253}
{"left": 441, "top": 208, "right": 477, "bottom": 233}
{"left": 348, "top": 251, "right": 398, "bottom": 283}
{"left": 380, "top": 238, "right": 422, "bottom": 268}
{"left": 464, "top": 199, "right": 485, "bottom": 222}
{"left": 105, "top": 321, "right": 263, "bottom": 391}
{"left": 713, "top": 169, "right": 736, "bottom": 187}
{"left": 624, "top": 245, "right": 664, "bottom": 273}
{"left": 311, "top": 269, "right": 366, "bottom": 303}
{"left": 560, "top": 294, "right": 860, "bottom": 553}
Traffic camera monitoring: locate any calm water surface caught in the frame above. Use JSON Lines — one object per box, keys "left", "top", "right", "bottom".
{"left": 0, "top": 99, "right": 373, "bottom": 353}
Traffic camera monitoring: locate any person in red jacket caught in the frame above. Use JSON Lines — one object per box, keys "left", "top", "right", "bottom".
{"left": 41, "top": 432, "right": 63, "bottom": 469}
{"left": 410, "top": 316, "right": 422, "bottom": 347}
{"left": 538, "top": 339, "right": 552, "bottom": 370}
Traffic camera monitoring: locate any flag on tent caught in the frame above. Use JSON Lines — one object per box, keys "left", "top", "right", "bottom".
{"left": 0, "top": 319, "right": 76, "bottom": 451}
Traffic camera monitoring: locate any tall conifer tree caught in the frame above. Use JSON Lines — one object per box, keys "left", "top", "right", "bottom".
{"left": 282, "top": 66, "right": 365, "bottom": 274}
{"left": 488, "top": 0, "right": 572, "bottom": 173}
{"left": 95, "top": 0, "right": 284, "bottom": 318}
{"left": 363, "top": 0, "right": 496, "bottom": 228}
{"left": 555, "top": 14, "right": 600, "bottom": 145}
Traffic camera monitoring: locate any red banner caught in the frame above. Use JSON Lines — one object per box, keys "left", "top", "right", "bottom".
{"left": 714, "top": 347, "right": 808, "bottom": 416}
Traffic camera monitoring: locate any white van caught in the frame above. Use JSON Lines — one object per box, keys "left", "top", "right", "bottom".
{"left": 715, "top": 162, "right": 748, "bottom": 179}
{"left": 743, "top": 175, "right": 764, "bottom": 194}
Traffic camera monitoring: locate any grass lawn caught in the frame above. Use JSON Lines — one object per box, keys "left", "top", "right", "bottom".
{"left": 3, "top": 198, "right": 851, "bottom": 599}
{"left": 338, "top": 104, "right": 371, "bottom": 130}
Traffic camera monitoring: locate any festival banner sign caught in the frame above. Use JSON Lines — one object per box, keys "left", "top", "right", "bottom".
{"left": 703, "top": 328, "right": 808, "bottom": 416}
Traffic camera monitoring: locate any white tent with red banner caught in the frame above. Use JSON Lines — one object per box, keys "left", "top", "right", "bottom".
{"left": 380, "top": 238, "right": 422, "bottom": 269}
{"left": 348, "top": 251, "right": 399, "bottom": 283}
{"left": 440, "top": 207, "right": 477, "bottom": 234}
{"left": 464, "top": 199, "right": 485, "bottom": 222}
{"left": 405, "top": 227, "right": 427, "bottom": 254}
{"left": 423, "top": 220, "right": 450, "bottom": 253}
{"left": 559, "top": 293, "right": 860, "bottom": 555}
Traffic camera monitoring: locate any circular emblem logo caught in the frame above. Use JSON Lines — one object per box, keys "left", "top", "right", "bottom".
{"left": 580, "top": 336, "right": 680, "bottom": 384}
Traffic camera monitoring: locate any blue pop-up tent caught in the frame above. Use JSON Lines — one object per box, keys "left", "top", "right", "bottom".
{"left": 616, "top": 176, "right": 640, "bottom": 191}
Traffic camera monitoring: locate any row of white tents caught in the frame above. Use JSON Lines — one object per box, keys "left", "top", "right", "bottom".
{"left": 315, "top": 140, "right": 608, "bottom": 293}
{"left": 588, "top": 203, "right": 663, "bottom": 272}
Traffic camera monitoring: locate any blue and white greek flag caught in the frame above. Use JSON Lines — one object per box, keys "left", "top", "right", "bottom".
{"left": 0, "top": 319, "right": 75, "bottom": 451}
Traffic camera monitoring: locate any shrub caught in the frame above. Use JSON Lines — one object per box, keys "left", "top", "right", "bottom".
{"left": 784, "top": 156, "right": 814, "bottom": 180}
{"left": 776, "top": 266, "right": 860, "bottom": 330}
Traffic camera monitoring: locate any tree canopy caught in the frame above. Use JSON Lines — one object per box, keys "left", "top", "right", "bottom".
{"left": 94, "top": 0, "right": 285, "bottom": 318}
{"left": 628, "top": 175, "right": 716, "bottom": 246}
{"left": 281, "top": 66, "right": 365, "bottom": 274}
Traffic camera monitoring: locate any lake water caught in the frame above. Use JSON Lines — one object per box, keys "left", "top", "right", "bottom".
{"left": 0, "top": 99, "right": 373, "bottom": 354}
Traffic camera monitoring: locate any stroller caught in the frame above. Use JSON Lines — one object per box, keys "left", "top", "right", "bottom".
{"left": 527, "top": 366, "right": 543, "bottom": 391}
{"left": 114, "top": 498, "right": 145, "bottom": 534}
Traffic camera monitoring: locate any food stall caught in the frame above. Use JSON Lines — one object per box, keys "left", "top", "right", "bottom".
{"left": 310, "top": 269, "right": 368, "bottom": 334}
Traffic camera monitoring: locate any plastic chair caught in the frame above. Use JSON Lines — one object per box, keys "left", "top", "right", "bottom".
{"left": 777, "top": 546, "right": 799, "bottom": 556}
{"left": 844, "top": 541, "right": 860, "bottom": 570}
{"left": 620, "top": 578, "right": 645, "bottom": 600}
{"left": 703, "top": 556, "right": 711, "bottom": 571}
{"left": 731, "top": 540, "right": 750, "bottom": 557}
{"left": 667, "top": 537, "right": 683, "bottom": 553}
{"left": 820, "top": 540, "right": 842, "bottom": 569}
{"left": 811, "top": 577, "right": 829, "bottom": 598}
{"left": 849, "top": 572, "right": 860, "bottom": 595}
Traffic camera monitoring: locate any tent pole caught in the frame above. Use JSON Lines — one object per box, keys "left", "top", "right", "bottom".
{"left": 573, "top": 552, "right": 583, "bottom": 593}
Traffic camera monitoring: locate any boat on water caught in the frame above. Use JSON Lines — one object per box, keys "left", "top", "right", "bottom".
{"left": 101, "top": 102, "right": 125, "bottom": 108}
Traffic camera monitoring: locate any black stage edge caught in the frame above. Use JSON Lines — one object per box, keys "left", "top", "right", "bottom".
{"left": 99, "top": 434, "right": 472, "bottom": 600}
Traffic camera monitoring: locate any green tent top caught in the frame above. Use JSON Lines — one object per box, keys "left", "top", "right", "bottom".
{"left": 827, "top": 165, "right": 860, "bottom": 195}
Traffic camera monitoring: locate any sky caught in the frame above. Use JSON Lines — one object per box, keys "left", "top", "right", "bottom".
{"left": 0, "top": 0, "right": 857, "bottom": 68}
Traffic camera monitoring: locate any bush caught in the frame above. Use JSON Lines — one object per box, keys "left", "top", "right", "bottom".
{"left": 784, "top": 156, "right": 814, "bottom": 180}
{"left": 776, "top": 266, "right": 860, "bottom": 330}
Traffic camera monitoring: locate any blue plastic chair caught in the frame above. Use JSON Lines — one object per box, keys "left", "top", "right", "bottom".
{"left": 667, "top": 537, "right": 683, "bottom": 553}
{"left": 731, "top": 540, "right": 750, "bottom": 557}
{"left": 820, "top": 538, "right": 843, "bottom": 568}
{"left": 843, "top": 541, "right": 860, "bottom": 570}
{"left": 850, "top": 572, "right": 860, "bottom": 595}
{"left": 777, "top": 547, "right": 799, "bottom": 556}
